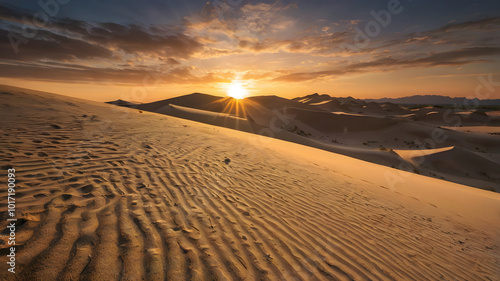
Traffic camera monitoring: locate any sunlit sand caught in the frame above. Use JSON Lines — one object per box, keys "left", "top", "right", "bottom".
{"left": 1, "top": 85, "right": 499, "bottom": 280}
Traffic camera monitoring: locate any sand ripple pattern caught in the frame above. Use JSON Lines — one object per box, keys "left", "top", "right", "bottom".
{"left": 0, "top": 91, "right": 498, "bottom": 280}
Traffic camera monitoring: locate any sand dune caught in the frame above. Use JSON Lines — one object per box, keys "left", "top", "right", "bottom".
{"left": 413, "top": 110, "right": 462, "bottom": 123}
{"left": 282, "top": 108, "right": 399, "bottom": 133}
{"left": 0, "top": 88, "right": 500, "bottom": 280}
{"left": 443, "top": 125, "right": 500, "bottom": 134}
{"left": 411, "top": 108, "right": 499, "bottom": 126}
{"left": 119, "top": 92, "right": 500, "bottom": 192}
{"left": 1, "top": 86, "right": 499, "bottom": 280}
{"left": 396, "top": 146, "right": 500, "bottom": 191}
{"left": 154, "top": 104, "right": 254, "bottom": 133}
{"left": 312, "top": 99, "right": 353, "bottom": 113}
{"left": 292, "top": 94, "right": 413, "bottom": 116}
{"left": 134, "top": 96, "right": 411, "bottom": 169}
{"left": 137, "top": 93, "right": 248, "bottom": 119}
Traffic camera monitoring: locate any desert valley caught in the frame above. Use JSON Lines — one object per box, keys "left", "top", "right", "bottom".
{"left": 1, "top": 85, "right": 499, "bottom": 280}
{"left": 110, "top": 91, "right": 500, "bottom": 192}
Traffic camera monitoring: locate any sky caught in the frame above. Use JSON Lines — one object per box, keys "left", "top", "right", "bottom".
{"left": 0, "top": 0, "right": 499, "bottom": 102}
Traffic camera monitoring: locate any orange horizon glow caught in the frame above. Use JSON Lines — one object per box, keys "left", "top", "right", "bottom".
{"left": 1, "top": 2, "right": 499, "bottom": 104}
{"left": 2, "top": 68, "right": 499, "bottom": 104}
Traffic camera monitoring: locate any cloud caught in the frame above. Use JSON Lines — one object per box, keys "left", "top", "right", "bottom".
{"left": 83, "top": 23, "right": 203, "bottom": 59}
{"left": 242, "top": 71, "right": 276, "bottom": 80}
{"left": 0, "top": 29, "right": 114, "bottom": 62}
{"left": 234, "top": 16, "right": 500, "bottom": 60}
{"left": 237, "top": 2, "right": 296, "bottom": 35}
{"left": 0, "top": 3, "right": 212, "bottom": 85}
{"left": 274, "top": 47, "right": 500, "bottom": 82}
{"left": 166, "top": 58, "right": 181, "bottom": 65}
{"left": 0, "top": 4, "right": 204, "bottom": 61}
{"left": 0, "top": 61, "right": 232, "bottom": 84}
{"left": 188, "top": 8, "right": 488, "bottom": 61}
{"left": 0, "top": 62, "right": 150, "bottom": 83}
{"left": 432, "top": 17, "right": 500, "bottom": 33}
{"left": 391, "top": 17, "right": 500, "bottom": 48}
{"left": 183, "top": 1, "right": 297, "bottom": 56}
{"left": 237, "top": 30, "right": 355, "bottom": 55}
{"left": 1, "top": 3, "right": 499, "bottom": 87}
{"left": 408, "top": 47, "right": 500, "bottom": 66}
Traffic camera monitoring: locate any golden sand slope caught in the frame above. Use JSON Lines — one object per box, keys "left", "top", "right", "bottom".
{"left": 0, "top": 86, "right": 499, "bottom": 280}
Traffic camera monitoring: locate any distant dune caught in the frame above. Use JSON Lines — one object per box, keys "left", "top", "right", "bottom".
{"left": 105, "top": 99, "right": 140, "bottom": 108}
{"left": 111, "top": 91, "right": 500, "bottom": 192}
{"left": 1, "top": 85, "right": 499, "bottom": 280}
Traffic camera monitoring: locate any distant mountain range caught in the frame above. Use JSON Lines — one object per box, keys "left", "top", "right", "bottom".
{"left": 364, "top": 95, "right": 500, "bottom": 105}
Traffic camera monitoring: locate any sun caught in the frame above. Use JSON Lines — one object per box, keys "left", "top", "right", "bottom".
{"left": 226, "top": 81, "right": 249, "bottom": 99}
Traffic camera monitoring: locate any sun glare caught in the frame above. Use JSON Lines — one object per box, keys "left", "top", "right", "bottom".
{"left": 227, "top": 81, "right": 248, "bottom": 99}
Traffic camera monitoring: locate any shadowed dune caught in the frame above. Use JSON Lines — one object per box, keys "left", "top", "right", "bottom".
{"left": 123, "top": 91, "right": 500, "bottom": 192}
{"left": 397, "top": 146, "right": 500, "bottom": 187}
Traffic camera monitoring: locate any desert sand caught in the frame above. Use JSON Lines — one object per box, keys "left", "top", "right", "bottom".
{"left": 122, "top": 92, "right": 500, "bottom": 192}
{"left": 1, "top": 86, "right": 500, "bottom": 280}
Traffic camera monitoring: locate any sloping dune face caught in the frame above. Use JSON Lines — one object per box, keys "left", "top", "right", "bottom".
{"left": 409, "top": 146, "right": 500, "bottom": 185}
{"left": 282, "top": 108, "right": 400, "bottom": 133}
{"left": 0, "top": 87, "right": 499, "bottom": 280}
